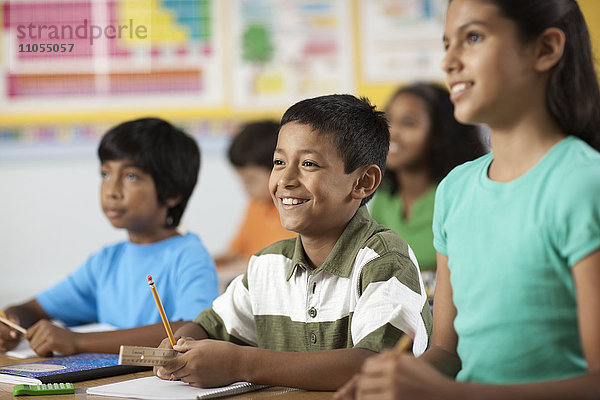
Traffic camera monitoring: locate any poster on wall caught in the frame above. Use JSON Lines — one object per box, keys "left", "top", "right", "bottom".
{"left": 230, "top": 0, "right": 355, "bottom": 109}
{"left": 0, "top": 0, "right": 225, "bottom": 113}
{"left": 360, "top": 0, "right": 446, "bottom": 83}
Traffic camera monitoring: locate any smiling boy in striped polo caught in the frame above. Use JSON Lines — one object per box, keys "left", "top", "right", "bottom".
{"left": 154, "top": 94, "right": 433, "bottom": 390}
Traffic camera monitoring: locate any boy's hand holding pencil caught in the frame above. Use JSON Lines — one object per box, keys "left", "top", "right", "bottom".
{"left": 0, "top": 309, "right": 27, "bottom": 352}
{"left": 0, "top": 313, "right": 27, "bottom": 335}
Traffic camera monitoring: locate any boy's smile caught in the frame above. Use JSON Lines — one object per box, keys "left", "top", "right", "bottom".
{"left": 269, "top": 122, "right": 362, "bottom": 240}
{"left": 281, "top": 197, "right": 308, "bottom": 206}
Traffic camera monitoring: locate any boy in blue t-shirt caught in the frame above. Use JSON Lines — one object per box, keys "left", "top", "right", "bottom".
{"left": 0, "top": 118, "right": 219, "bottom": 356}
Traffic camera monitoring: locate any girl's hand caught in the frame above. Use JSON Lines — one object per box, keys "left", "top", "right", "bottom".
{"left": 26, "top": 320, "right": 79, "bottom": 356}
{"left": 155, "top": 338, "right": 244, "bottom": 388}
{"left": 341, "top": 351, "right": 460, "bottom": 400}
{"left": 333, "top": 374, "right": 359, "bottom": 400}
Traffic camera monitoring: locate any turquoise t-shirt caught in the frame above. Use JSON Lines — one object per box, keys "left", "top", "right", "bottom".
{"left": 433, "top": 136, "right": 600, "bottom": 384}
{"left": 370, "top": 185, "right": 437, "bottom": 270}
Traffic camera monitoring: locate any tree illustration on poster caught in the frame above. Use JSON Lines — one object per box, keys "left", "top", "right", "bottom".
{"left": 242, "top": 24, "right": 274, "bottom": 64}
{"left": 242, "top": 24, "right": 274, "bottom": 95}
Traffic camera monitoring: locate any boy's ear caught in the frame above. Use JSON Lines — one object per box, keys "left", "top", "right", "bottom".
{"left": 534, "top": 27, "right": 565, "bottom": 72}
{"left": 165, "top": 195, "right": 182, "bottom": 208}
{"left": 351, "top": 165, "right": 382, "bottom": 201}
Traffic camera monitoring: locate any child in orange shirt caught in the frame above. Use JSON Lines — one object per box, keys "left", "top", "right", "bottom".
{"left": 215, "top": 121, "right": 295, "bottom": 288}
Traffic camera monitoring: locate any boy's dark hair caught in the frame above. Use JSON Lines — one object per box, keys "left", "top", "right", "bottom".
{"left": 383, "top": 82, "right": 487, "bottom": 193}
{"left": 98, "top": 117, "right": 200, "bottom": 228}
{"left": 281, "top": 94, "right": 389, "bottom": 206}
{"left": 462, "top": 0, "right": 600, "bottom": 150}
{"left": 228, "top": 120, "right": 280, "bottom": 170}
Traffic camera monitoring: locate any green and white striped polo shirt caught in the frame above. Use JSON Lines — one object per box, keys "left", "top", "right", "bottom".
{"left": 194, "top": 206, "right": 433, "bottom": 354}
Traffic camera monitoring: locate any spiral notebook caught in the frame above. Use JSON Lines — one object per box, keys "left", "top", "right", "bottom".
{"left": 86, "top": 376, "right": 268, "bottom": 399}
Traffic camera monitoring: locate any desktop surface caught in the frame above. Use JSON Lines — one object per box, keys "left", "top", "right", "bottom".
{"left": 0, "top": 354, "right": 334, "bottom": 400}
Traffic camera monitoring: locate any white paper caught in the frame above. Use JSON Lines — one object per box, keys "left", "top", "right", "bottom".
{"left": 87, "top": 376, "right": 264, "bottom": 400}
{"left": 5, "top": 340, "right": 37, "bottom": 359}
{"left": 0, "top": 372, "right": 42, "bottom": 385}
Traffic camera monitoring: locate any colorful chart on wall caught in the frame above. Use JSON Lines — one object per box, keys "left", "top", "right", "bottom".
{"left": 0, "top": 0, "right": 224, "bottom": 112}
{"left": 230, "top": 0, "right": 355, "bottom": 109}
{"left": 359, "top": 0, "right": 446, "bottom": 83}
{"left": 0, "top": 117, "right": 241, "bottom": 161}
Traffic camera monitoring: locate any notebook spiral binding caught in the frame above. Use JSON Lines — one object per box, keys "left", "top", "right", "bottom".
{"left": 196, "top": 383, "right": 269, "bottom": 399}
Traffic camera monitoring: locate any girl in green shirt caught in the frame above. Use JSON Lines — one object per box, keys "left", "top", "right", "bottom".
{"left": 370, "top": 82, "right": 486, "bottom": 299}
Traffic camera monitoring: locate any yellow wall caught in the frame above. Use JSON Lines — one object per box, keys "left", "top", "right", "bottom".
{"left": 581, "top": 0, "right": 600, "bottom": 54}
{"left": 580, "top": 0, "right": 600, "bottom": 81}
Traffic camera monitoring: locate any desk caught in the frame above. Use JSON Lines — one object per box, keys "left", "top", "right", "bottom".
{"left": 0, "top": 355, "right": 334, "bottom": 400}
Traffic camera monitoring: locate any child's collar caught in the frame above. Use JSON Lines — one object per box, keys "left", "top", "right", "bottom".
{"left": 286, "top": 206, "right": 374, "bottom": 280}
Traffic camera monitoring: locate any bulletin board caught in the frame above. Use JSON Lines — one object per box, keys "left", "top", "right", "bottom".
{"left": 1, "top": 0, "right": 225, "bottom": 114}
{"left": 0, "top": 0, "right": 598, "bottom": 157}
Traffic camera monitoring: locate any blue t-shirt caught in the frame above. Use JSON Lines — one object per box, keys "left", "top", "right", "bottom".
{"left": 433, "top": 136, "right": 600, "bottom": 384}
{"left": 37, "top": 232, "right": 219, "bottom": 329}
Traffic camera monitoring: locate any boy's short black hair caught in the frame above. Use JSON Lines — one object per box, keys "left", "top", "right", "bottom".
{"left": 281, "top": 94, "right": 389, "bottom": 205}
{"left": 98, "top": 117, "right": 200, "bottom": 228}
{"left": 228, "top": 120, "right": 279, "bottom": 170}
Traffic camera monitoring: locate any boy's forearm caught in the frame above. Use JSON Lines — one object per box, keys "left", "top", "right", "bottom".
{"left": 173, "top": 321, "right": 209, "bottom": 340}
{"left": 74, "top": 321, "right": 189, "bottom": 353}
{"left": 238, "top": 347, "right": 375, "bottom": 391}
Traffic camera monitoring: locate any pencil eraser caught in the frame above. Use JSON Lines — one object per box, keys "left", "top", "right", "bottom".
{"left": 147, "top": 275, "right": 153, "bottom": 281}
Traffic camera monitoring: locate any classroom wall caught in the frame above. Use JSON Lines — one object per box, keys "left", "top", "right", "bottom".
{"left": 1, "top": 0, "right": 599, "bottom": 308}
{"left": 0, "top": 120, "right": 251, "bottom": 307}
{"left": 0, "top": 141, "right": 245, "bottom": 306}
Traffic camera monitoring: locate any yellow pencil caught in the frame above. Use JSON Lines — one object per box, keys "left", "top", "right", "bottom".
{"left": 0, "top": 315, "right": 27, "bottom": 335}
{"left": 147, "top": 275, "right": 176, "bottom": 347}
{"left": 0, "top": 309, "right": 7, "bottom": 319}
{"left": 393, "top": 334, "right": 413, "bottom": 356}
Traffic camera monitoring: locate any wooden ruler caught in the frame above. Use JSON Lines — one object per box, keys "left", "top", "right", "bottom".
{"left": 118, "top": 345, "right": 178, "bottom": 366}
